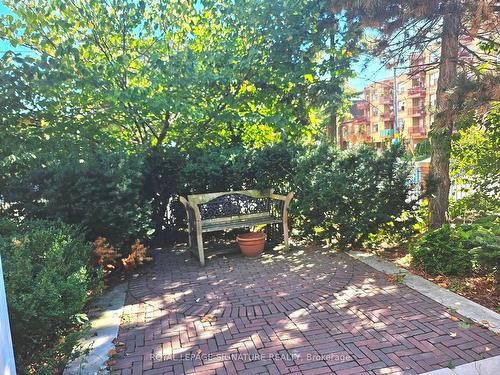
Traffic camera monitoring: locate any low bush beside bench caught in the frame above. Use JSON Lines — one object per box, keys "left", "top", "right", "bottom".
{"left": 0, "top": 218, "right": 102, "bottom": 374}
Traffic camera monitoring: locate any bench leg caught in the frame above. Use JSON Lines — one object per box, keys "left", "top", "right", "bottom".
{"left": 187, "top": 227, "right": 192, "bottom": 249}
{"left": 283, "top": 221, "right": 290, "bottom": 250}
{"left": 196, "top": 231, "right": 205, "bottom": 266}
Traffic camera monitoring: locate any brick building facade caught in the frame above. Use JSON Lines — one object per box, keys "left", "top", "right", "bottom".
{"left": 339, "top": 37, "right": 479, "bottom": 151}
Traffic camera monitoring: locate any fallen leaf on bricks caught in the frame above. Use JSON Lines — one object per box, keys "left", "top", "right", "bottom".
{"left": 201, "top": 314, "right": 216, "bottom": 323}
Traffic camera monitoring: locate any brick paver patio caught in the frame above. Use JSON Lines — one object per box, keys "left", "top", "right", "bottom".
{"left": 112, "top": 247, "right": 500, "bottom": 375}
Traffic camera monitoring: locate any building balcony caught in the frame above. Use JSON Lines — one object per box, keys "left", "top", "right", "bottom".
{"left": 380, "top": 95, "right": 393, "bottom": 104}
{"left": 356, "top": 101, "right": 368, "bottom": 110}
{"left": 358, "top": 133, "right": 372, "bottom": 142}
{"left": 380, "top": 112, "right": 394, "bottom": 121}
{"left": 353, "top": 116, "right": 368, "bottom": 125}
{"left": 379, "top": 129, "right": 394, "bottom": 138}
{"left": 408, "top": 126, "right": 427, "bottom": 137}
{"left": 410, "top": 107, "right": 426, "bottom": 117}
{"left": 408, "top": 87, "right": 426, "bottom": 97}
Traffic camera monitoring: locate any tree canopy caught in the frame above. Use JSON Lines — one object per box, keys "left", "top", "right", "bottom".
{"left": 0, "top": 0, "right": 361, "bottom": 151}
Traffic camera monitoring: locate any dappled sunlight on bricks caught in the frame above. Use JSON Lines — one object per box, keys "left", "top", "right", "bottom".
{"left": 111, "top": 246, "right": 500, "bottom": 374}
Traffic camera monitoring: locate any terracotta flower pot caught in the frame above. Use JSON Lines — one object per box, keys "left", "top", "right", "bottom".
{"left": 236, "top": 232, "right": 266, "bottom": 258}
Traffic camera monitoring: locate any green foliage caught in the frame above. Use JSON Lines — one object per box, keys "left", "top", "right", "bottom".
{"left": 0, "top": 218, "right": 100, "bottom": 374}
{"left": 1, "top": 145, "right": 152, "bottom": 251}
{"left": 0, "top": 0, "right": 362, "bottom": 248}
{"left": 468, "top": 216, "right": 500, "bottom": 279}
{"left": 451, "top": 109, "right": 500, "bottom": 199}
{"left": 182, "top": 146, "right": 254, "bottom": 194}
{"left": 181, "top": 142, "right": 298, "bottom": 195}
{"left": 142, "top": 147, "right": 185, "bottom": 243}
{"left": 450, "top": 193, "right": 500, "bottom": 220}
{"left": 410, "top": 224, "right": 474, "bottom": 276}
{"left": 364, "top": 202, "right": 428, "bottom": 251}
{"left": 0, "top": 0, "right": 360, "bottom": 150}
{"left": 414, "top": 140, "right": 431, "bottom": 161}
{"left": 251, "top": 142, "right": 299, "bottom": 192}
{"left": 293, "top": 143, "right": 414, "bottom": 248}
{"left": 410, "top": 216, "right": 500, "bottom": 278}
{"left": 449, "top": 105, "right": 500, "bottom": 220}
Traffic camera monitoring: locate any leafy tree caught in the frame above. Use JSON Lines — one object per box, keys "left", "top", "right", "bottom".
{"left": 329, "top": 0, "right": 499, "bottom": 228}
{"left": 1, "top": 0, "right": 363, "bottom": 239}
{"left": 304, "top": 3, "right": 363, "bottom": 142}
{"left": 449, "top": 104, "right": 500, "bottom": 218}
{"left": 0, "top": 0, "right": 360, "bottom": 147}
{"left": 452, "top": 105, "right": 500, "bottom": 197}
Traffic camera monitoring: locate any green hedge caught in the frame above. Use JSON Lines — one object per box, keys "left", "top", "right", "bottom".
{"left": 292, "top": 143, "right": 414, "bottom": 248}
{"left": 0, "top": 219, "right": 101, "bottom": 374}
{"left": 178, "top": 142, "right": 414, "bottom": 249}
{"left": 1, "top": 148, "right": 152, "bottom": 251}
{"left": 1, "top": 138, "right": 415, "bottom": 250}
{"left": 410, "top": 224, "right": 474, "bottom": 276}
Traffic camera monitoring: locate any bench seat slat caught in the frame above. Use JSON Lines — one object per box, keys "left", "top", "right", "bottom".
{"left": 201, "top": 216, "right": 282, "bottom": 232}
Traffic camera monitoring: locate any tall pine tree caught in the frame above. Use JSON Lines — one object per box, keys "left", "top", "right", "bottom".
{"left": 330, "top": 0, "right": 499, "bottom": 228}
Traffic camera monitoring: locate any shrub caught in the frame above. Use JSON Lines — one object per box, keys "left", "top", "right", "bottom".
{"left": 1, "top": 149, "right": 152, "bottom": 251}
{"left": 92, "top": 236, "right": 122, "bottom": 273}
{"left": 364, "top": 201, "right": 428, "bottom": 251}
{"left": 410, "top": 216, "right": 500, "bottom": 278}
{"left": 449, "top": 193, "right": 500, "bottom": 220}
{"left": 122, "top": 240, "right": 152, "bottom": 270}
{"left": 142, "top": 146, "right": 185, "bottom": 243}
{"left": 0, "top": 218, "right": 100, "bottom": 374}
{"left": 292, "top": 143, "right": 414, "bottom": 248}
{"left": 251, "top": 142, "right": 299, "bottom": 192}
{"left": 410, "top": 224, "right": 474, "bottom": 276}
{"left": 467, "top": 216, "right": 500, "bottom": 279}
{"left": 182, "top": 146, "right": 253, "bottom": 193}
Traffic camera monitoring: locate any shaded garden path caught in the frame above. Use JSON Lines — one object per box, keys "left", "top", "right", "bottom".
{"left": 112, "top": 247, "right": 500, "bottom": 375}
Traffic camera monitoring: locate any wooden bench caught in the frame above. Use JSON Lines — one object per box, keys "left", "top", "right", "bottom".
{"left": 180, "top": 189, "right": 293, "bottom": 265}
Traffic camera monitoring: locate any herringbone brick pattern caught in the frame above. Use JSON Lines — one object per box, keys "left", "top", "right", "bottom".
{"left": 111, "top": 247, "right": 500, "bottom": 375}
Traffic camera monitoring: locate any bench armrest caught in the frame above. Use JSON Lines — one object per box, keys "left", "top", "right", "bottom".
{"left": 270, "top": 192, "right": 294, "bottom": 202}
{"left": 179, "top": 196, "right": 202, "bottom": 223}
{"left": 269, "top": 192, "right": 293, "bottom": 221}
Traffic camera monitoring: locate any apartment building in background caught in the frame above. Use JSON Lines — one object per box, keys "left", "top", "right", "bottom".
{"left": 339, "top": 36, "right": 478, "bottom": 151}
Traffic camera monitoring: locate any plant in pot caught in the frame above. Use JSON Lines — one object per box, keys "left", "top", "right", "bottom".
{"left": 236, "top": 232, "right": 266, "bottom": 257}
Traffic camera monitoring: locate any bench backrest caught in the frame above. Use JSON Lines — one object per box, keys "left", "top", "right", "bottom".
{"left": 187, "top": 189, "right": 274, "bottom": 221}
{"left": 187, "top": 189, "right": 272, "bottom": 205}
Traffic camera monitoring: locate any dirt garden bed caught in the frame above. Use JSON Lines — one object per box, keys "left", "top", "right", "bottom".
{"left": 377, "top": 247, "right": 500, "bottom": 312}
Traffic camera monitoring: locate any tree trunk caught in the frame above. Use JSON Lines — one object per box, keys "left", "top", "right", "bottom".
{"left": 327, "top": 112, "right": 337, "bottom": 142}
{"left": 327, "top": 21, "right": 338, "bottom": 143}
{"left": 428, "top": 1, "right": 460, "bottom": 229}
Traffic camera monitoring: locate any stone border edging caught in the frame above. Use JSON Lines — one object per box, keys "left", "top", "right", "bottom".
{"left": 421, "top": 355, "right": 500, "bottom": 375}
{"left": 347, "top": 251, "right": 500, "bottom": 334}
{"left": 64, "top": 282, "right": 128, "bottom": 375}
